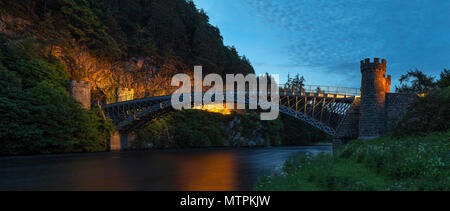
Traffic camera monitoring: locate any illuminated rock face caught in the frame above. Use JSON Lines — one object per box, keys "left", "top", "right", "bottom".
{"left": 358, "top": 58, "right": 392, "bottom": 141}
{"left": 70, "top": 81, "right": 91, "bottom": 109}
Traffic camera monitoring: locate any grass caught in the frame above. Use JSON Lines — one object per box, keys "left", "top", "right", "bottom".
{"left": 255, "top": 131, "right": 450, "bottom": 191}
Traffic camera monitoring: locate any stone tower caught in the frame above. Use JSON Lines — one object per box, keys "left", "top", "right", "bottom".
{"left": 70, "top": 80, "right": 91, "bottom": 109}
{"left": 358, "top": 58, "right": 391, "bottom": 141}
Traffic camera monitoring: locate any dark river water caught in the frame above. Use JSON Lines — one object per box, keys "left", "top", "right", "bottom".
{"left": 0, "top": 146, "right": 331, "bottom": 191}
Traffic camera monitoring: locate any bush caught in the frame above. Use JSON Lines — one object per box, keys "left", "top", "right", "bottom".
{"left": 393, "top": 87, "right": 450, "bottom": 137}
{"left": 0, "top": 38, "right": 114, "bottom": 155}
{"left": 337, "top": 132, "right": 449, "bottom": 190}
{"left": 255, "top": 153, "right": 387, "bottom": 191}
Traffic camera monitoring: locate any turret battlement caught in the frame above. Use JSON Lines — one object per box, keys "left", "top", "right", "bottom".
{"left": 360, "top": 58, "right": 386, "bottom": 73}
{"left": 70, "top": 80, "right": 90, "bottom": 87}
{"left": 116, "top": 88, "right": 134, "bottom": 92}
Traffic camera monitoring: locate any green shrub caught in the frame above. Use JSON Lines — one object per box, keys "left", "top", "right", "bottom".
{"left": 338, "top": 132, "right": 450, "bottom": 189}
{"left": 0, "top": 79, "right": 114, "bottom": 155}
{"left": 393, "top": 87, "right": 450, "bottom": 137}
{"left": 256, "top": 153, "right": 387, "bottom": 191}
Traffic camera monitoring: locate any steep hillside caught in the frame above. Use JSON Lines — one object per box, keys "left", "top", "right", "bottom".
{"left": 0, "top": 0, "right": 254, "bottom": 101}
{"left": 0, "top": 0, "right": 255, "bottom": 155}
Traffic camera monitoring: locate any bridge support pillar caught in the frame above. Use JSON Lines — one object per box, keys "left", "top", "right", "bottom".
{"left": 110, "top": 131, "right": 136, "bottom": 151}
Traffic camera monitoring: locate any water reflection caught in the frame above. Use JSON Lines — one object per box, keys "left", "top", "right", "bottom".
{"left": 173, "top": 151, "right": 238, "bottom": 191}
{"left": 0, "top": 146, "right": 331, "bottom": 191}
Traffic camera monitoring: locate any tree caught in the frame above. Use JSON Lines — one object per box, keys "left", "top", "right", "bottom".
{"left": 437, "top": 69, "right": 450, "bottom": 88}
{"left": 0, "top": 36, "right": 114, "bottom": 155}
{"left": 316, "top": 87, "right": 323, "bottom": 94}
{"left": 284, "top": 73, "right": 292, "bottom": 90}
{"left": 291, "top": 74, "right": 305, "bottom": 92}
{"left": 284, "top": 73, "right": 305, "bottom": 92}
{"left": 396, "top": 69, "right": 437, "bottom": 93}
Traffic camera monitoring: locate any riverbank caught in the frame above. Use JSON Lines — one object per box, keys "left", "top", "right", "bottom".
{"left": 255, "top": 131, "right": 450, "bottom": 191}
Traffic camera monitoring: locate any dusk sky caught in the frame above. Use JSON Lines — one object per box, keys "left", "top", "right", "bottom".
{"left": 194, "top": 0, "right": 450, "bottom": 88}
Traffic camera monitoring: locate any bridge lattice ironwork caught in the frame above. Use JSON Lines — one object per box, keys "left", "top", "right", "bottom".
{"left": 103, "top": 89, "right": 357, "bottom": 135}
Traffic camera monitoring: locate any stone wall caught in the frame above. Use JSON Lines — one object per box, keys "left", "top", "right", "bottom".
{"left": 385, "top": 93, "right": 417, "bottom": 132}
{"left": 333, "top": 97, "right": 361, "bottom": 151}
{"left": 69, "top": 81, "right": 91, "bottom": 109}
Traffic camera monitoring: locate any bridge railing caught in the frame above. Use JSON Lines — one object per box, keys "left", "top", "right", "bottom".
{"left": 279, "top": 84, "right": 360, "bottom": 97}
{"left": 106, "top": 84, "right": 360, "bottom": 104}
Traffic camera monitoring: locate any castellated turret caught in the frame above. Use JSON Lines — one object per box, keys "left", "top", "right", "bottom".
{"left": 70, "top": 80, "right": 91, "bottom": 109}
{"left": 359, "top": 58, "right": 391, "bottom": 141}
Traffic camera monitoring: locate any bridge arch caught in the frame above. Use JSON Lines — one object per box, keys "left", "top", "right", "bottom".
{"left": 102, "top": 91, "right": 357, "bottom": 146}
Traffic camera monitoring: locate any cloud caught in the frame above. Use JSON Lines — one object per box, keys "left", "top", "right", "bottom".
{"left": 242, "top": 0, "right": 450, "bottom": 78}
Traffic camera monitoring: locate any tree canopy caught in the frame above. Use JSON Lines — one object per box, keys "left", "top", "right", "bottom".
{"left": 395, "top": 69, "right": 449, "bottom": 93}
{"left": 0, "top": 0, "right": 255, "bottom": 76}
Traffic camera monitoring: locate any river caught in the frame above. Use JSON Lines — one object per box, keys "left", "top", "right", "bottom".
{"left": 0, "top": 146, "right": 331, "bottom": 191}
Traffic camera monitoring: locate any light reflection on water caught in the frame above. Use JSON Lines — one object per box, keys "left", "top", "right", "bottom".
{"left": 0, "top": 146, "right": 331, "bottom": 191}
{"left": 173, "top": 151, "right": 238, "bottom": 191}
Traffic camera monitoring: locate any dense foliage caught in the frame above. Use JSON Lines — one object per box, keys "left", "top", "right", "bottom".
{"left": 133, "top": 110, "right": 285, "bottom": 149}
{"left": 438, "top": 69, "right": 450, "bottom": 88}
{"left": 0, "top": 0, "right": 254, "bottom": 75}
{"left": 393, "top": 87, "right": 450, "bottom": 137}
{"left": 0, "top": 36, "right": 114, "bottom": 155}
{"left": 255, "top": 131, "right": 450, "bottom": 191}
{"left": 0, "top": 0, "right": 258, "bottom": 155}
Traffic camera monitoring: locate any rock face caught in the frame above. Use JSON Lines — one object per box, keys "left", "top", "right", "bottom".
{"left": 0, "top": 14, "right": 190, "bottom": 102}
{"left": 59, "top": 43, "right": 187, "bottom": 102}
{"left": 225, "top": 117, "right": 268, "bottom": 147}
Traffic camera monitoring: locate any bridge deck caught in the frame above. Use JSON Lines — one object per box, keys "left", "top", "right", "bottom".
{"left": 103, "top": 91, "right": 356, "bottom": 109}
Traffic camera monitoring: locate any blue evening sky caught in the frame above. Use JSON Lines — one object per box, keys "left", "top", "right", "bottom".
{"left": 193, "top": 0, "right": 450, "bottom": 88}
